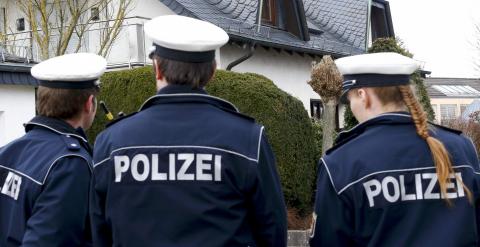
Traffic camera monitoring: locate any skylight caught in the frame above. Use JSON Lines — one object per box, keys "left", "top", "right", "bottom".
{"left": 432, "top": 85, "right": 480, "bottom": 97}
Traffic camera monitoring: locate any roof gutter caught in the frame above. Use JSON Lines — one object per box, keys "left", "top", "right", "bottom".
{"left": 229, "top": 34, "right": 350, "bottom": 58}
{"left": 227, "top": 1, "right": 264, "bottom": 71}
{"left": 0, "top": 63, "right": 33, "bottom": 73}
{"left": 226, "top": 43, "right": 256, "bottom": 71}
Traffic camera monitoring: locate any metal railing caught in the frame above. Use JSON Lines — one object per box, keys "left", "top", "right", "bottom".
{"left": 2, "top": 16, "right": 152, "bottom": 67}
{"left": 0, "top": 43, "right": 33, "bottom": 63}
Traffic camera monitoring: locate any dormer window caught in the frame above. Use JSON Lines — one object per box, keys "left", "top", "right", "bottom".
{"left": 261, "top": 0, "right": 276, "bottom": 26}
{"left": 370, "top": 0, "right": 394, "bottom": 42}
{"left": 258, "top": 0, "right": 309, "bottom": 41}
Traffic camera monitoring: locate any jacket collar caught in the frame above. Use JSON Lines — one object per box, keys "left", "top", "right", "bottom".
{"left": 25, "top": 115, "right": 90, "bottom": 145}
{"left": 139, "top": 84, "right": 239, "bottom": 113}
{"left": 334, "top": 111, "right": 413, "bottom": 147}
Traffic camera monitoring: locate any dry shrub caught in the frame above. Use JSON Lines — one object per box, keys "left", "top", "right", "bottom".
{"left": 288, "top": 208, "right": 313, "bottom": 230}
{"left": 445, "top": 116, "right": 480, "bottom": 156}
{"left": 308, "top": 55, "right": 343, "bottom": 101}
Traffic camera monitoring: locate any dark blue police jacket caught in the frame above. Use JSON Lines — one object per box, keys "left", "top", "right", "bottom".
{"left": 310, "top": 112, "right": 480, "bottom": 247}
{"left": 0, "top": 116, "right": 93, "bottom": 247}
{"left": 91, "top": 84, "right": 287, "bottom": 247}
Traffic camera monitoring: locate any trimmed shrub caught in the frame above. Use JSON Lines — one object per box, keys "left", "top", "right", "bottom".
{"left": 207, "top": 70, "right": 320, "bottom": 214}
{"left": 343, "top": 37, "right": 436, "bottom": 130}
{"left": 88, "top": 66, "right": 157, "bottom": 142}
{"left": 88, "top": 67, "right": 320, "bottom": 215}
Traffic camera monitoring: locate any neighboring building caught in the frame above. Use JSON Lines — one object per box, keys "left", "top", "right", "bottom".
{"left": 462, "top": 100, "right": 480, "bottom": 120}
{"left": 1, "top": 0, "right": 394, "bottom": 116}
{"left": 0, "top": 47, "right": 37, "bottom": 146}
{"left": 425, "top": 77, "right": 480, "bottom": 124}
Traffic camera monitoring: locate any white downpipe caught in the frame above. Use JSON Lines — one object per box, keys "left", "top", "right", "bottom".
{"left": 257, "top": 0, "right": 264, "bottom": 33}
{"left": 366, "top": 0, "right": 372, "bottom": 50}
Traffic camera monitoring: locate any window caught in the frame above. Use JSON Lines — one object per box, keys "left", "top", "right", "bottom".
{"left": 431, "top": 104, "right": 439, "bottom": 123}
{"left": 460, "top": 104, "right": 469, "bottom": 115}
{"left": 0, "top": 8, "right": 5, "bottom": 33}
{"left": 440, "top": 104, "right": 457, "bottom": 125}
{"left": 261, "top": 0, "right": 276, "bottom": 26}
{"left": 370, "top": 0, "right": 394, "bottom": 42}
{"left": 16, "top": 18, "right": 25, "bottom": 31}
{"left": 310, "top": 99, "right": 323, "bottom": 120}
{"left": 91, "top": 7, "right": 100, "bottom": 21}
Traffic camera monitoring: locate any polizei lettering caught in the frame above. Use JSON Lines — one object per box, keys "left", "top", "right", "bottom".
{"left": 1, "top": 171, "right": 22, "bottom": 200}
{"left": 363, "top": 172, "right": 465, "bottom": 207}
{"left": 114, "top": 153, "right": 222, "bottom": 182}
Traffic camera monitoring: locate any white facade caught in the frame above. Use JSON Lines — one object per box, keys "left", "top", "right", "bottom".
{"left": 0, "top": 85, "right": 36, "bottom": 146}
{"left": 220, "top": 45, "right": 320, "bottom": 113}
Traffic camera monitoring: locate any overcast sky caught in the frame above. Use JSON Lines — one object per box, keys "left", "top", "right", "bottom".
{"left": 387, "top": 0, "right": 480, "bottom": 78}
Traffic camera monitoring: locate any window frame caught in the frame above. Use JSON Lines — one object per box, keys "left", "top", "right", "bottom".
{"left": 16, "top": 18, "right": 25, "bottom": 32}
{"left": 91, "top": 7, "right": 100, "bottom": 21}
{"left": 261, "top": 0, "right": 277, "bottom": 26}
{"left": 310, "top": 99, "right": 323, "bottom": 120}
{"left": 440, "top": 104, "right": 457, "bottom": 125}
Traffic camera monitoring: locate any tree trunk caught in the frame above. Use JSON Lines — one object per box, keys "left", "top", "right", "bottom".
{"left": 322, "top": 99, "right": 336, "bottom": 155}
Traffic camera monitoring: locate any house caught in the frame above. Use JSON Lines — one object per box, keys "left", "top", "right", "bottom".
{"left": 424, "top": 77, "right": 480, "bottom": 124}
{"left": 0, "top": 48, "right": 37, "bottom": 146}
{"left": 1, "top": 0, "right": 394, "bottom": 118}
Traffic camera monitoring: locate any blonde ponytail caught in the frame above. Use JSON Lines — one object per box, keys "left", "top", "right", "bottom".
{"left": 398, "top": 85, "right": 472, "bottom": 205}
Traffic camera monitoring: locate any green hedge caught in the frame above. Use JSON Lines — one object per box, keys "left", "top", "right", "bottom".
{"left": 343, "top": 37, "right": 435, "bottom": 129}
{"left": 88, "top": 66, "right": 157, "bottom": 142}
{"left": 88, "top": 68, "right": 320, "bottom": 214}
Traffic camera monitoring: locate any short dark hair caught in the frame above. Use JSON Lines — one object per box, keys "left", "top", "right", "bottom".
{"left": 152, "top": 55, "right": 216, "bottom": 88}
{"left": 37, "top": 86, "right": 99, "bottom": 119}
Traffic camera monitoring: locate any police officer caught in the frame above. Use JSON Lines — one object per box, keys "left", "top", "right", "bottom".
{"left": 90, "top": 15, "right": 287, "bottom": 247}
{"left": 0, "top": 53, "right": 106, "bottom": 246}
{"left": 309, "top": 52, "right": 480, "bottom": 246}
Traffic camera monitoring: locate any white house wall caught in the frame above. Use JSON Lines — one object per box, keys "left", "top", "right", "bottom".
{"left": 0, "top": 85, "right": 36, "bottom": 147}
{"left": 128, "top": 0, "right": 175, "bottom": 18}
{"left": 219, "top": 44, "right": 320, "bottom": 115}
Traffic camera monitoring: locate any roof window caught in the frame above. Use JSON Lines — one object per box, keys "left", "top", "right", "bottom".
{"left": 433, "top": 85, "right": 480, "bottom": 97}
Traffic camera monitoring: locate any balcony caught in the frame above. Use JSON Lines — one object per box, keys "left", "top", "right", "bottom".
{"left": 2, "top": 16, "right": 152, "bottom": 69}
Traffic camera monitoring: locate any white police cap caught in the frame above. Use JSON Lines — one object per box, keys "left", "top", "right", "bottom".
{"left": 145, "top": 15, "right": 229, "bottom": 63}
{"left": 32, "top": 53, "right": 107, "bottom": 89}
{"left": 335, "top": 52, "right": 421, "bottom": 103}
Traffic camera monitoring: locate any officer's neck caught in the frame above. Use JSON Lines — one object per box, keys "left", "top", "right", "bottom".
{"left": 361, "top": 103, "right": 407, "bottom": 123}
{"left": 156, "top": 78, "right": 169, "bottom": 91}
{"left": 64, "top": 118, "right": 82, "bottom": 129}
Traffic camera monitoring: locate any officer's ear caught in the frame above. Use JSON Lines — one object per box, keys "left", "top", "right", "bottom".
{"left": 357, "top": 88, "right": 372, "bottom": 109}
{"left": 153, "top": 59, "right": 164, "bottom": 81}
{"left": 84, "top": 95, "right": 96, "bottom": 114}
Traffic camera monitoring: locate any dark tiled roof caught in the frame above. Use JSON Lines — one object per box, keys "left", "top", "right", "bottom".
{"left": 159, "top": 0, "right": 368, "bottom": 56}
{"left": 0, "top": 63, "right": 38, "bottom": 86}
{"left": 424, "top": 77, "right": 480, "bottom": 98}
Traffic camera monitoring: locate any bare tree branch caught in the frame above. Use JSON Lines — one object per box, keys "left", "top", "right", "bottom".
{"left": 14, "top": 0, "right": 132, "bottom": 60}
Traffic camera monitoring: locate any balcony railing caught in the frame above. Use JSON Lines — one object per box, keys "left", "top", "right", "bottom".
{"left": 0, "top": 44, "right": 33, "bottom": 63}
{"left": 2, "top": 16, "right": 152, "bottom": 68}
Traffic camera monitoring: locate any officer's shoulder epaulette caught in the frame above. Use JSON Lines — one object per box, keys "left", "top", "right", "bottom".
{"left": 105, "top": 112, "right": 138, "bottom": 128}
{"left": 231, "top": 111, "right": 256, "bottom": 122}
{"left": 325, "top": 127, "right": 365, "bottom": 155}
{"left": 219, "top": 107, "right": 255, "bottom": 122}
{"left": 429, "top": 121, "right": 463, "bottom": 135}
{"left": 60, "top": 135, "right": 82, "bottom": 151}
